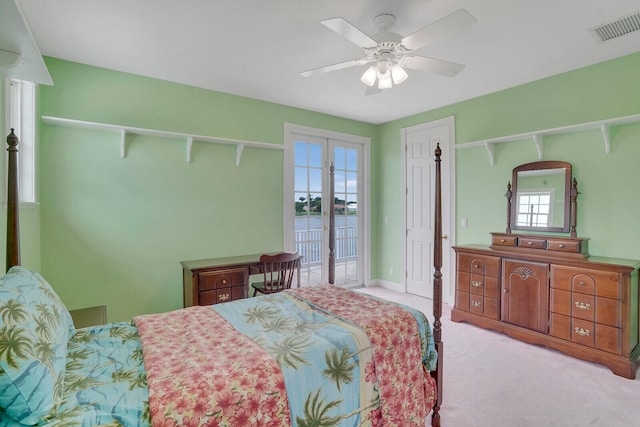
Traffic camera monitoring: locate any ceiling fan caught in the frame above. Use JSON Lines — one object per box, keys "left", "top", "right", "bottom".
{"left": 300, "top": 9, "right": 476, "bottom": 92}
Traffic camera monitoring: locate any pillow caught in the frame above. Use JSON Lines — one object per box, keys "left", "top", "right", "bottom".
{"left": 0, "top": 267, "right": 74, "bottom": 425}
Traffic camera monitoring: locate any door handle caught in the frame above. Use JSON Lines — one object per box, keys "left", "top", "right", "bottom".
{"left": 442, "top": 234, "right": 448, "bottom": 240}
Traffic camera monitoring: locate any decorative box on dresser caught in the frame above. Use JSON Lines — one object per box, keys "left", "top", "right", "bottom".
{"left": 452, "top": 233, "right": 640, "bottom": 379}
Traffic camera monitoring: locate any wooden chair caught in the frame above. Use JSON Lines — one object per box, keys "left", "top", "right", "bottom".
{"left": 251, "top": 252, "right": 301, "bottom": 296}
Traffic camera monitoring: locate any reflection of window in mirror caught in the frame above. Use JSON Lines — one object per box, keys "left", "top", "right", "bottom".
{"left": 516, "top": 191, "right": 553, "bottom": 227}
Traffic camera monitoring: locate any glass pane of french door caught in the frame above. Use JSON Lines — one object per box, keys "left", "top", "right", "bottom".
{"left": 331, "top": 143, "right": 362, "bottom": 286}
{"left": 293, "top": 136, "right": 363, "bottom": 287}
{"left": 294, "top": 139, "right": 324, "bottom": 286}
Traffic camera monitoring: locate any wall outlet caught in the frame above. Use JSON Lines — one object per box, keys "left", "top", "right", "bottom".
{"left": 461, "top": 217, "right": 468, "bottom": 228}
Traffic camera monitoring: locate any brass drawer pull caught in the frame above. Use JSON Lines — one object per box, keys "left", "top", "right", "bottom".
{"left": 527, "top": 241, "right": 533, "bottom": 245}
{"left": 472, "top": 301, "right": 482, "bottom": 308}
{"left": 578, "top": 281, "right": 586, "bottom": 287}
{"left": 221, "top": 279, "right": 227, "bottom": 285}
{"left": 500, "top": 239, "right": 506, "bottom": 243}
{"left": 471, "top": 280, "right": 483, "bottom": 287}
{"left": 218, "top": 293, "right": 230, "bottom": 301}
{"left": 574, "top": 327, "right": 591, "bottom": 337}
{"left": 558, "top": 244, "right": 565, "bottom": 248}
{"left": 575, "top": 302, "right": 591, "bottom": 310}
{"left": 474, "top": 264, "right": 480, "bottom": 269}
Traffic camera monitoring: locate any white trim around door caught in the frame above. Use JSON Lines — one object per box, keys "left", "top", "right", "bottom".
{"left": 401, "top": 116, "right": 456, "bottom": 304}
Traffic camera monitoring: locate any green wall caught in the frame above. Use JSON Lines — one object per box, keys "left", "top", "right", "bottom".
{"left": 375, "top": 51, "right": 640, "bottom": 283}
{"left": 37, "top": 57, "right": 377, "bottom": 322}
{"left": 5, "top": 52, "right": 640, "bottom": 321}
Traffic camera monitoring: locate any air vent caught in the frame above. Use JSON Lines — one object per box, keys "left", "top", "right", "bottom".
{"left": 589, "top": 11, "right": 640, "bottom": 42}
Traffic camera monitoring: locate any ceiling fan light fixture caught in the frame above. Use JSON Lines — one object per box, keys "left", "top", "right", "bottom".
{"left": 391, "top": 63, "right": 408, "bottom": 85}
{"left": 377, "top": 71, "right": 392, "bottom": 89}
{"left": 361, "top": 65, "right": 377, "bottom": 87}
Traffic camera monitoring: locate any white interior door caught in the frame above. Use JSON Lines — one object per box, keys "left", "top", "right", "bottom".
{"left": 403, "top": 118, "right": 452, "bottom": 300}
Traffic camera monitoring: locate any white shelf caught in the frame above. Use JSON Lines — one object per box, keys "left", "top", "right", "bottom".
{"left": 455, "top": 113, "right": 640, "bottom": 165}
{"left": 41, "top": 116, "right": 286, "bottom": 165}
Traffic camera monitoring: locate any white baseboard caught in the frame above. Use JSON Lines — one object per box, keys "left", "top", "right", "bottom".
{"left": 364, "top": 279, "right": 404, "bottom": 293}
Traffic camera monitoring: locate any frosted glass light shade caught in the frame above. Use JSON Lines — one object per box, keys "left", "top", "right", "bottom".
{"left": 377, "top": 71, "right": 392, "bottom": 89}
{"left": 391, "top": 64, "right": 408, "bottom": 85}
{"left": 360, "top": 66, "right": 377, "bottom": 87}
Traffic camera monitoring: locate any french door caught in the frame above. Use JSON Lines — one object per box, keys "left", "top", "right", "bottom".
{"left": 285, "top": 124, "right": 369, "bottom": 288}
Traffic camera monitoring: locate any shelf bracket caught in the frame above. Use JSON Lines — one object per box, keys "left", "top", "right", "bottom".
{"left": 236, "top": 143, "right": 245, "bottom": 166}
{"left": 186, "top": 136, "right": 193, "bottom": 163}
{"left": 120, "top": 129, "right": 127, "bottom": 159}
{"left": 532, "top": 134, "right": 543, "bottom": 160}
{"left": 484, "top": 142, "right": 495, "bottom": 166}
{"left": 600, "top": 124, "right": 611, "bottom": 154}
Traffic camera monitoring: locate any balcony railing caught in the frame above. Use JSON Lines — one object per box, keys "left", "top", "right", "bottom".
{"left": 295, "top": 226, "right": 357, "bottom": 265}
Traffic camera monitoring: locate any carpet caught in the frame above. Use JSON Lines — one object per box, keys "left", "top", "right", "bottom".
{"left": 358, "top": 286, "right": 640, "bottom": 427}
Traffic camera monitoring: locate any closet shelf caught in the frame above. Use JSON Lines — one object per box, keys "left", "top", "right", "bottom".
{"left": 41, "top": 116, "right": 286, "bottom": 166}
{"left": 455, "top": 113, "right": 640, "bottom": 165}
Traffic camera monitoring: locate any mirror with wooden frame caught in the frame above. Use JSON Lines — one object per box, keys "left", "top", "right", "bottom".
{"left": 506, "top": 160, "right": 578, "bottom": 236}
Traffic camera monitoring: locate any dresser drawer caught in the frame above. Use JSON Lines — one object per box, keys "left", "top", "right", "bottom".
{"left": 492, "top": 234, "right": 517, "bottom": 247}
{"left": 469, "top": 274, "right": 499, "bottom": 298}
{"left": 547, "top": 239, "right": 581, "bottom": 253}
{"left": 457, "top": 271, "right": 470, "bottom": 293}
{"left": 457, "top": 253, "right": 501, "bottom": 277}
{"left": 595, "top": 297, "right": 621, "bottom": 327}
{"left": 550, "top": 288, "right": 571, "bottom": 316}
{"left": 517, "top": 237, "right": 546, "bottom": 249}
{"left": 549, "top": 313, "right": 571, "bottom": 340}
{"left": 198, "top": 268, "right": 247, "bottom": 291}
{"left": 571, "top": 318, "right": 621, "bottom": 354}
{"left": 571, "top": 318, "right": 595, "bottom": 347}
{"left": 595, "top": 323, "right": 621, "bottom": 354}
{"left": 552, "top": 266, "right": 621, "bottom": 299}
{"left": 572, "top": 293, "right": 595, "bottom": 322}
{"left": 456, "top": 290, "right": 470, "bottom": 311}
{"left": 469, "top": 295, "right": 499, "bottom": 319}
{"left": 469, "top": 273, "right": 484, "bottom": 295}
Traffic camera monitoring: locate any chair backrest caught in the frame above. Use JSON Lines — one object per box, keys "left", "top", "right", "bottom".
{"left": 259, "top": 252, "right": 300, "bottom": 293}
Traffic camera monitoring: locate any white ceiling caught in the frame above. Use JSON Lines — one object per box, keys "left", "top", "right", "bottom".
{"left": 15, "top": 0, "right": 640, "bottom": 124}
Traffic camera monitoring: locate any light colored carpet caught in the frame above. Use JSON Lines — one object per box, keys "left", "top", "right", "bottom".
{"left": 357, "top": 286, "right": 640, "bottom": 427}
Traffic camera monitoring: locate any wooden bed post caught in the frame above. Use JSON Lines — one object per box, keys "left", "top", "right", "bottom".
{"left": 6, "top": 129, "right": 21, "bottom": 271}
{"left": 328, "top": 162, "right": 335, "bottom": 284}
{"left": 431, "top": 143, "right": 443, "bottom": 427}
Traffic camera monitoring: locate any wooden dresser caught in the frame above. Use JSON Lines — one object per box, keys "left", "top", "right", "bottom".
{"left": 181, "top": 255, "right": 261, "bottom": 307}
{"left": 452, "top": 233, "right": 640, "bottom": 378}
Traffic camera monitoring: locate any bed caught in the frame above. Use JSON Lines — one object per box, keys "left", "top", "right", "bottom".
{"left": 0, "top": 128, "right": 445, "bottom": 427}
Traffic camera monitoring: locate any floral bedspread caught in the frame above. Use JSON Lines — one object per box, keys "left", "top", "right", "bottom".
{"left": 288, "top": 286, "right": 438, "bottom": 427}
{"left": 135, "top": 285, "right": 437, "bottom": 427}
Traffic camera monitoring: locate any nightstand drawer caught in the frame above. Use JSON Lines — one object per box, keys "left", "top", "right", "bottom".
{"left": 198, "top": 268, "right": 247, "bottom": 291}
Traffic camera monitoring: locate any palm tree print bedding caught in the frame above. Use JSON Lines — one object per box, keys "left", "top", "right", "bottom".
{"left": 135, "top": 285, "right": 436, "bottom": 427}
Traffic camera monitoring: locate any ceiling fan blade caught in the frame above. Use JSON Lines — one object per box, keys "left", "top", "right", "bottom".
{"left": 401, "top": 9, "right": 476, "bottom": 51}
{"left": 299, "top": 59, "right": 362, "bottom": 77}
{"left": 365, "top": 86, "right": 382, "bottom": 96}
{"left": 321, "top": 17, "right": 377, "bottom": 48}
{"left": 404, "top": 56, "right": 465, "bottom": 78}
